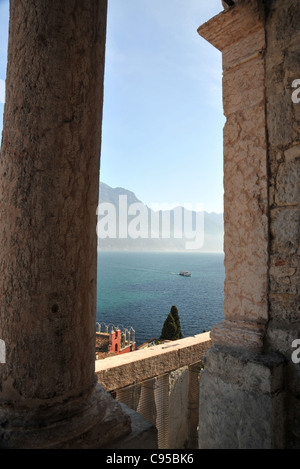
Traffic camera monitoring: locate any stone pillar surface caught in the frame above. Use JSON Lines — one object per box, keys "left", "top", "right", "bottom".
{"left": 168, "top": 366, "right": 189, "bottom": 449}
{"left": 0, "top": 0, "right": 131, "bottom": 448}
{"left": 197, "top": 0, "right": 294, "bottom": 448}
{"left": 187, "top": 364, "right": 200, "bottom": 449}
{"left": 137, "top": 379, "right": 157, "bottom": 426}
{"left": 198, "top": 345, "right": 285, "bottom": 449}
{"left": 200, "top": 0, "right": 269, "bottom": 352}
{"left": 264, "top": 0, "right": 300, "bottom": 448}
{"left": 155, "top": 374, "right": 170, "bottom": 449}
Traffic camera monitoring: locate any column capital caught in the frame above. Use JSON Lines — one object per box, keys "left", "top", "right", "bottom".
{"left": 198, "top": 0, "right": 265, "bottom": 54}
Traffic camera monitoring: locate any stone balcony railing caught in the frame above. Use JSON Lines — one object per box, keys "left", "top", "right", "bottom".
{"left": 95, "top": 332, "right": 212, "bottom": 449}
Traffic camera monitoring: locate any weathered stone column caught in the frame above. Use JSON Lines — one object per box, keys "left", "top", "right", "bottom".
{"left": 0, "top": 0, "right": 130, "bottom": 448}
{"left": 137, "top": 379, "right": 157, "bottom": 425}
{"left": 264, "top": 0, "right": 300, "bottom": 448}
{"left": 197, "top": 0, "right": 289, "bottom": 448}
{"left": 201, "top": 0, "right": 269, "bottom": 352}
{"left": 155, "top": 374, "right": 170, "bottom": 449}
{"left": 187, "top": 364, "right": 200, "bottom": 449}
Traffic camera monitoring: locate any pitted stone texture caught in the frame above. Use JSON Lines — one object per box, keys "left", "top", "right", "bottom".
{"left": 275, "top": 159, "right": 300, "bottom": 207}
{"left": 200, "top": 1, "right": 268, "bottom": 344}
{"left": 169, "top": 367, "right": 189, "bottom": 449}
{"left": 211, "top": 320, "right": 265, "bottom": 351}
{"left": 270, "top": 207, "right": 300, "bottom": 256}
{"left": 223, "top": 55, "right": 265, "bottom": 116}
{"left": 0, "top": 383, "right": 131, "bottom": 449}
{"left": 266, "top": 0, "right": 300, "bottom": 354}
{"left": 0, "top": 0, "right": 132, "bottom": 450}
{"left": 267, "top": 92, "right": 294, "bottom": 147}
{"left": 199, "top": 0, "right": 300, "bottom": 450}
{"left": 198, "top": 346, "right": 286, "bottom": 449}
{"left": 0, "top": 0, "right": 107, "bottom": 401}
{"left": 223, "top": 105, "right": 268, "bottom": 325}
{"left": 265, "top": 0, "right": 300, "bottom": 448}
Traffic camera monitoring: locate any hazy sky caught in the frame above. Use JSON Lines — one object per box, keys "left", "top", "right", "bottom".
{"left": 0, "top": 0, "right": 225, "bottom": 213}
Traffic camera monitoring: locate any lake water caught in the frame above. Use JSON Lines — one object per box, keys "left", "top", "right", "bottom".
{"left": 96, "top": 251, "right": 224, "bottom": 347}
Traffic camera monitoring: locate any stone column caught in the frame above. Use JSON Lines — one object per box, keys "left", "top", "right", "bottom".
{"left": 197, "top": 0, "right": 287, "bottom": 448}
{"left": 155, "top": 374, "right": 170, "bottom": 449}
{"left": 187, "top": 364, "right": 200, "bottom": 449}
{"left": 264, "top": 0, "right": 300, "bottom": 448}
{"left": 137, "top": 379, "right": 157, "bottom": 425}
{"left": 0, "top": 0, "right": 130, "bottom": 448}
{"left": 202, "top": 0, "right": 270, "bottom": 351}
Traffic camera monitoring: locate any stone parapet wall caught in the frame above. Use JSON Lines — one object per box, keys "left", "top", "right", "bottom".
{"left": 96, "top": 334, "right": 210, "bottom": 449}
{"left": 95, "top": 333, "right": 211, "bottom": 391}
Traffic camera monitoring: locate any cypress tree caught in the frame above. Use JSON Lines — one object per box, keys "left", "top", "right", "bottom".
{"left": 170, "top": 305, "right": 183, "bottom": 339}
{"left": 159, "top": 305, "right": 183, "bottom": 341}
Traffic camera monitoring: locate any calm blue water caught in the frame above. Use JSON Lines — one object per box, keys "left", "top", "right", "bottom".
{"left": 96, "top": 251, "right": 224, "bottom": 347}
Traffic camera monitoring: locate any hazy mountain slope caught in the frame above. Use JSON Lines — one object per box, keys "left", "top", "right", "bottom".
{"left": 98, "top": 182, "right": 224, "bottom": 252}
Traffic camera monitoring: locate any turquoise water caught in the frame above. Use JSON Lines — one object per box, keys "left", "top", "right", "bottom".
{"left": 96, "top": 251, "right": 224, "bottom": 347}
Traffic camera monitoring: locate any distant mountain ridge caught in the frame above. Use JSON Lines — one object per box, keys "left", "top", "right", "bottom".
{"left": 99, "top": 182, "right": 142, "bottom": 207}
{"left": 98, "top": 182, "right": 224, "bottom": 252}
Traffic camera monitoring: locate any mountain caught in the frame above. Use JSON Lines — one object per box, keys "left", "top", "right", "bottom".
{"left": 99, "top": 182, "right": 142, "bottom": 207}
{"left": 97, "top": 182, "right": 224, "bottom": 252}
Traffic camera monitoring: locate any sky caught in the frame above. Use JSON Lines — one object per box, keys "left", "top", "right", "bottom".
{"left": 0, "top": 0, "right": 225, "bottom": 214}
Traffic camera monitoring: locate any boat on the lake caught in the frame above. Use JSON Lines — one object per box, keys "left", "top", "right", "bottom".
{"left": 179, "top": 271, "right": 192, "bottom": 277}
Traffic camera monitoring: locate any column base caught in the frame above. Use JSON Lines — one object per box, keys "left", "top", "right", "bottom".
{"left": 198, "top": 345, "right": 286, "bottom": 449}
{"left": 0, "top": 383, "right": 131, "bottom": 449}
